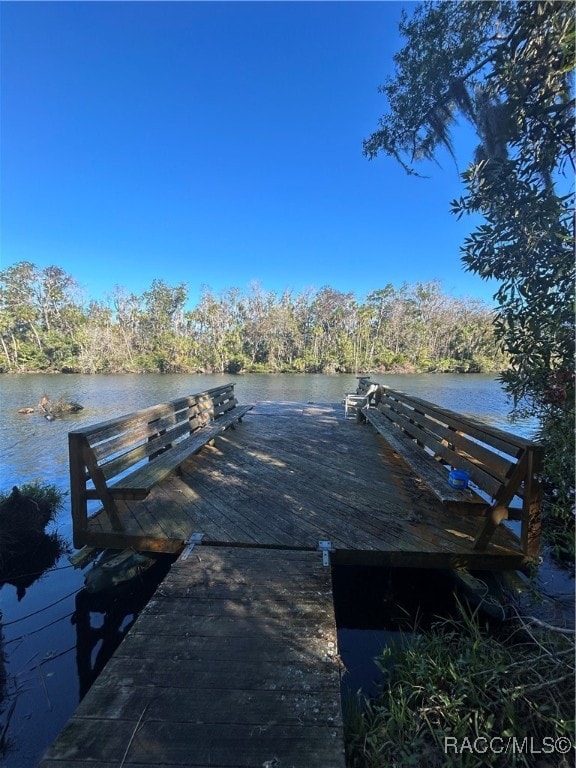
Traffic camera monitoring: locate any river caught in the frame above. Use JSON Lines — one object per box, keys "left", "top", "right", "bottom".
{"left": 0, "top": 373, "right": 543, "bottom": 766}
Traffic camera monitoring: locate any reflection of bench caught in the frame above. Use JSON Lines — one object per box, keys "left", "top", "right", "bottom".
{"left": 358, "top": 381, "right": 543, "bottom": 555}
{"left": 69, "top": 384, "right": 253, "bottom": 544}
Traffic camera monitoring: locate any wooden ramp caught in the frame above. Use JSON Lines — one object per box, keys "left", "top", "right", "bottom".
{"left": 40, "top": 547, "right": 345, "bottom": 768}
{"left": 79, "top": 401, "right": 527, "bottom": 570}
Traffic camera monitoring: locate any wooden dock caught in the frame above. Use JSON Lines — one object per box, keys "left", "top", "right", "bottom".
{"left": 76, "top": 401, "right": 528, "bottom": 570}
{"left": 41, "top": 546, "right": 344, "bottom": 767}
{"left": 40, "top": 398, "right": 534, "bottom": 766}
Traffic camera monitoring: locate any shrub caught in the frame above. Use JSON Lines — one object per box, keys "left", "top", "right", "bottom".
{"left": 345, "top": 603, "right": 575, "bottom": 768}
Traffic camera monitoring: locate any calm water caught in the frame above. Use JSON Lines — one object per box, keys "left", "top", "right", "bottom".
{"left": 0, "top": 373, "right": 537, "bottom": 766}
{"left": 0, "top": 371, "right": 536, "bottom": 502}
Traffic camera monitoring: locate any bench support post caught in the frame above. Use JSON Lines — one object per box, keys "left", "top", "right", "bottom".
{"left": 69, "top": 432, "right": 89, "bottom": 548}
{"left": 521, "top": 448, "right": 543, "bottom": 558}
{"left": 82, "top": 442, "right": 126, "bottom": 533}
{"left": 473, "top": 506, "right": 508, "bottom": 550}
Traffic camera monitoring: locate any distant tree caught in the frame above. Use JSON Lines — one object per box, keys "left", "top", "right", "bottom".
{"left": 308, "top": 287, "right": 357, "bottom": 372}
{"left": 111, "top": 288, "right": 142, "bottom": 370}
{"left": 364, "top": 285, "right": 395, "bottom": 365}
{"left": 0, "top": 261, "right": 506, "bottom": 378}
{"left": 191, "top": 287, "right": 243, "bottom": 373}
{"left": 365, "top": 0, "right": 575, "bottom": 546}
{"left": 138, "top": 279, "right": 190, "bottom": 372}
{"left": 78, "top": 300, "right": 116, "bottom": 373}
{"left": 239, "top": 282, "right": 277, "bottom": 368}
{"left": 0, "top": 261, "right": 84, "bottom": 371}
{"left": 269, "top": 290, "right": 306, "bottom": 371}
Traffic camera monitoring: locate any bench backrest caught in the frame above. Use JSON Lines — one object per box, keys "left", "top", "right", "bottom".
{"left": 358, "top": 379, "right": 543, "bottom": 554}
{"left": 69, "top": 384, "right": 237, "bottom": 480}
{"left": 73, "top": 384, "right": 237, "bottom": 483}
{"left": 68, "top": 384, "right": 239, "bottom": 541}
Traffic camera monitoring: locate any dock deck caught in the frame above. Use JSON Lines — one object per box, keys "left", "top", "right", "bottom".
{"left": 78, "top": 401, "right": 527, "bottom": 570}
{"left": 40, "top": 399, "right": 534, "bottom": 766}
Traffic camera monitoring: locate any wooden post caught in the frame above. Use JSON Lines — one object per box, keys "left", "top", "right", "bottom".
{"left": 82, "top": 448, "right": 125, "bottom": 533}
{"left": 69, "top": 432, "right": 88, "bottom": 549}
{"left": 473, "top": 505, "right": 509, "bottom": 550}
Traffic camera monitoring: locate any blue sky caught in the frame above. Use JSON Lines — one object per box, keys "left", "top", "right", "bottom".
{"left": 1, "top": 1, "right": 499, "bottom": 308}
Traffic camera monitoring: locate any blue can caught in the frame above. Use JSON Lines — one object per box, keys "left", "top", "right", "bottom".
{"left": 448, "top": 469, "right": 470, "bottom": 489}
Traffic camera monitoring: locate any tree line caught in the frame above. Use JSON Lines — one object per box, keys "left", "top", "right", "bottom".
{"left": 0, "top": 261, "right": 506, "bottom": 375}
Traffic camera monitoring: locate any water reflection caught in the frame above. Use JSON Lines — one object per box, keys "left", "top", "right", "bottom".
{"left": 0, "top": 484, "right": 70, "bottom": 602}
{"left": 71, "top": 555, "right": 174, "bottom": 700}
{"left": 333, "top": 565, "right": 461, "bottom": 701}
{"left": 0, "top": 534, "right": 67, "bottom": 602}
{"left": 0, "top": 629, "right": 7, "bottom": 752}
{"left": 0, "top": 553, "right": 174, "bottom": 766}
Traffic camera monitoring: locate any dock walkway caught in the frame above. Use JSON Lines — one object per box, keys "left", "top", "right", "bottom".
{"left": 41, "top": 547, "right": 344, "bottom": 767}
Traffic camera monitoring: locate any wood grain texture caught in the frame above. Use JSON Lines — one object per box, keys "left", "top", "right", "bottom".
{"left": 80, "top": 401, "right": 527, "bottom": 569}
{"left": 69, "top": 385, "right": 252, "bottom": 547}
{"left": 357, "top": 380, "right": 543, "bottom": 554}
{"left": 40, "top": 547, "right": 345, "bottom": 768}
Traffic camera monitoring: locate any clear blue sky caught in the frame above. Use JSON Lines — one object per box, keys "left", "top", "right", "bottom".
{"left": 1, "top": 1, "right": 499, "bottom": 308}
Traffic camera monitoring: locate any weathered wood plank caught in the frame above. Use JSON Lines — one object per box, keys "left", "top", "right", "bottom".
{"left": 42, "top": 719, "right": 343, "bottom": 767}
{"left": 74, "top": 686, "right": 340, "bottom": 724}
{"left": 75, "top": 387, "right": 231, "bottom": 442}
{"left": 107, "top": 404, "right": 253, "bottom": 495}
{"left": 69, "top": 387, "right": 250, "bottom": 546}
{"left": 91, "top": 409, "right": 190, "bottom": 463}
{"left": 358, "top": 382, "right": 543, "bottom": 552}
{"left": 160, "top": 476, "right": 261, "bottom": 543}
{"left": 374, "top": 396, "right": 515, "bottom": 479}
{"left": 373, "top": 404, "right": 505, "bottom": 499}
{"left": 40, "top": 547, "right": 345, "bottom": 768}
{"left": 363, "top": 407, "right": 489, "bottom": 508}
{"left": 79, "top": 401, "right": 528, "bottom": 566}
{"left": 378, "top": 385, "right": 538, "bottom": 452}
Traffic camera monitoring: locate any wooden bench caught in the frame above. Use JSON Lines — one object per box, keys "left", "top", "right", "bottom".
{"left": 69, "top": 384, "right": 253, "bottom": 543}
{"left": 357, "top": 380, "right": 543, "bottom": 556}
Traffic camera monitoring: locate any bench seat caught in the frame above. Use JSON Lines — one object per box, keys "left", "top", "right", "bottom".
{"left": 362, "top": 406, "right": 489, "bottom": 512}
{"left": 86, "top": 404, "right": 253, "bottom": 501}
{"left": 356, "top": 380, "right": 543, "bottom": 555}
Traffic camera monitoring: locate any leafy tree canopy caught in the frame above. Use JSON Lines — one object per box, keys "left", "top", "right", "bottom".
{"left": 365, "top": 0, "right": 575, "bottom": 519}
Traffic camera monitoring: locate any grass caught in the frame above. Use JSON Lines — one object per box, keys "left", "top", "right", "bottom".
{"left": 345, "top": 601, "right": 575, "bottom": 768}
{"left": 0, "top": 481, "right": 65, "bottom": 520}
{"left": 0, "top": 482, "right": 67, "bottom": 572}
